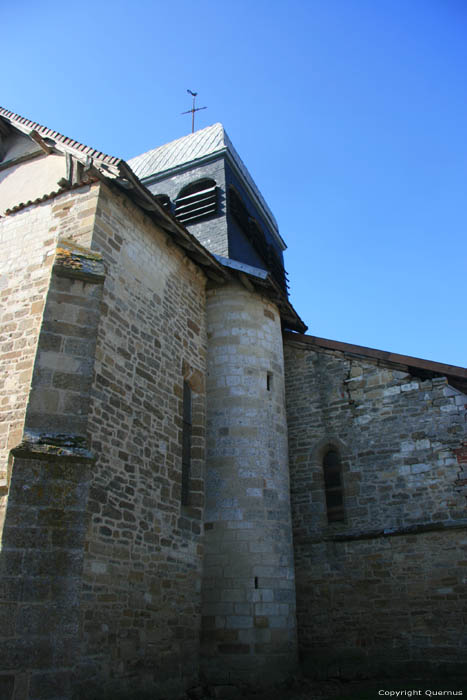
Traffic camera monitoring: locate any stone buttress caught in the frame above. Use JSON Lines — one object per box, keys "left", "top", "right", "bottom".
{"left": 0, "top": 239, "right": 105, "bottom": 699}
{"left": 201, "top": 282, "right": 298, "bottom": 685}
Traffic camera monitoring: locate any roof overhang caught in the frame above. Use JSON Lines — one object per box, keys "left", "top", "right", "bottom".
{"left": 284, "top": 331, "right": 467, "bottom": 391}
{"left": 215, "top": 256, "right": 307, "bottom": 333}
{"left": 0, "top": 106, "right": 305, "bottom": 330}
{"left": 0, "top": 106, "right": 226, "bottom": 283}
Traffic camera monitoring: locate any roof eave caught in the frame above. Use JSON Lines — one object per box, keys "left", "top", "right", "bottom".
{"left": 0, "top": 106, "right": 122, "bottom": 170}
{"left": 283, "top": 332, "right": 467, "bottom": 389}
{"left": 213, "top": 256, "right": 306, "bottom": 333}
{"left": 0, "top": 107, "right": 226, "bottom": 281}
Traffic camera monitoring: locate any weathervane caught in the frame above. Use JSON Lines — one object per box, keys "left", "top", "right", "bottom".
{"left": 182, "top": 90, "right": 207, "bottom": 133}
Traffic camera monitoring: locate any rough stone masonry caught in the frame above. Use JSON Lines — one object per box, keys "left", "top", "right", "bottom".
{"left": 284, "top": 333, "right": 467, "bottom": 680}
{"left": 0, "top": 106, "right": 466, "bottom": 700}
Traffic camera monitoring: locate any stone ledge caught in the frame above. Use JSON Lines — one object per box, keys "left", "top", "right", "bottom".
{"left": 11, "top": 431, "right": 95, "bottom": 463}
{"left": 53, "top": 239, "right": 105, "bottom": 283}
{"left": 296, "top": 518, "right": 467, "bottom": 544}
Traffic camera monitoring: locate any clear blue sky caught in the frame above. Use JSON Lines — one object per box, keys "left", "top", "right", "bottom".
{"left": 3, "top": 0, "right": 466, "bottom": 367}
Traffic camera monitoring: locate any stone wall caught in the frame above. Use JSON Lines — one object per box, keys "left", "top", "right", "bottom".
{"left": 201, "top": 284, "right": 297, "bottom": 686}
{"left": 0, "top": 183, "right": 99, "bottom": 515}
{"left": 24, "top": 240, "right": 105, "bottom": 438}
{"left": 0, "top": 450, "right": 93, "bottom": 700}
{"left": 0, "top": 205, "right": 54, "bottom": 490}
{"left": 284, "top": 336, "right": 467, "bottom": 679}
{"left": 1, "top": 178, "right": 209, "bottom": 699}
{"left": 0, "top": 234, "right": 104, "bottom": 700}
{"left": 76, "top": 183, "right": 208, "bottom": 698}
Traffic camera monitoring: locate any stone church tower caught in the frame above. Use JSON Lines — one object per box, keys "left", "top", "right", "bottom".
{"left": 0, "top": 107, "right": 466, "bottom": 700}
{"left": 128, "top": 127, "right": 303, "bottom": 683}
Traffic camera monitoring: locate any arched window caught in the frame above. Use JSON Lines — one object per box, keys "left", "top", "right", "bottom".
{"left": 323, "top": 449, "right": 345, "bottom": 522}
{"left": 175, "top": 178, "right": 217, "bottom": 224}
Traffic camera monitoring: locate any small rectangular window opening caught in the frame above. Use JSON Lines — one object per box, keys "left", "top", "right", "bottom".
{"left": 181, "top": 382, "right": 192, "bottom": 506}
{"left": 254, "top": 576, "right": 259, "bottom": 589}
{"left": 266, "top": 372, "right": 273, "bottom": 391}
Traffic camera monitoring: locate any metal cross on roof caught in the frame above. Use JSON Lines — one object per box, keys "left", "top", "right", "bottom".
{"left": 181, "top": 90, "right": 207, "bottom": 133}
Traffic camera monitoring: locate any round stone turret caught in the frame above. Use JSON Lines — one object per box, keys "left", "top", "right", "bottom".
{"left": 201, "top": 282, "right": 298, "bottom": 686}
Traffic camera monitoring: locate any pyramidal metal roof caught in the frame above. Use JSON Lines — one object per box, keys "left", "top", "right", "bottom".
{"left": 127, "top": 123, "right": 279, "bottom": 235}
{"left": 128, "top": 123, "right": 225, "bottom": 179}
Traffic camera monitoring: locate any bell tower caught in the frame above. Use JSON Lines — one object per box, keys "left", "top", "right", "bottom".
{"left": 129, "top": 123, "right": 305, "bottom": 686}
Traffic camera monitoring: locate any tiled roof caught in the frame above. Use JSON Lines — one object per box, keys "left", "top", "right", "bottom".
{"left": 0, "top": 106, "right": 122, "bottom": 169}
{"left": 128, "top": 124, "right": 279, "bottom": 234}
{"left": 0, "top": 105, "right": 226, "bottom": 277}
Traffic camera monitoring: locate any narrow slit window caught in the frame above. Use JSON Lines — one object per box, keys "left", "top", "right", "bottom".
{"left": 267, "top": 372, "right": 273, "bottom": 391}
{"left": 181, "top": 382, "right": 192, "bottom": 505}
{"left": 323, "top": 449, "right": 345, "bottom": 523}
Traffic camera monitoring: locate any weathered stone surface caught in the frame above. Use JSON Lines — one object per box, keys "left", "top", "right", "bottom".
{"left": 0, "top": 449, "right": 90, "bottom": 697}
{"left": 0, "top": 178, "right": 208, "bottom": 699}
{"left": 202, "top": 284, "right": 298, "bottom": 685}
{"left": 284, "top": 338, "right": 467, "bottom": 678}
{"left": 1, "top": 116, "right": 466, "bottom": 700}
{"left": 24, "top": 244, "right": 104, "bottom": 438}
{"left": 77, "top": 182, "right": 208, "bottom": 698}
{"left": 212, "top": 684, "right": 242, "bottom": 699}
{"left": 0, "top": 184, "right": 99, "bottom": 489}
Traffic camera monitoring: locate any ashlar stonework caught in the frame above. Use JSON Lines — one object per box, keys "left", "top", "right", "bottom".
{"left": 284, "top": 333, "right": 467, "bottom": 679}
{"left": 0, "top": 106, "right": 466, "bottom": 699}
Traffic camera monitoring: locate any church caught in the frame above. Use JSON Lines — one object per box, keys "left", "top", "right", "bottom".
{"left": 0, "top": 105, "right": 466, "bottom": 700}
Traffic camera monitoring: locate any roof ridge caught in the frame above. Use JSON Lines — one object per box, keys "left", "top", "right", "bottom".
{"left": 0, "top": 106, "right": 122, "bottom": 167}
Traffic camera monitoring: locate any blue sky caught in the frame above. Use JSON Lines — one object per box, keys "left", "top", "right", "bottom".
{"left": 3, "top": 0, "right": 466, "bottom": 366}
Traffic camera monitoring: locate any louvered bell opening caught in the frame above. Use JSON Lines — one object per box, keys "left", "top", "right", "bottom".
{"left": 175, "top": 185, "right": 218, "bottom": 224}
{"left": 272, "top": 268, "right": 290, "bottom": 294}
{"left": 229, "top": 186, "right": 289, "bottom": 294}
{"left": 229, "top": 186, "right": 250, "bottom": 230}
{"left": 249, "top": 219, "right": 268, "bottom": 260}
{"left": 267, "top": 246, "right": 289, "bottom": 294}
